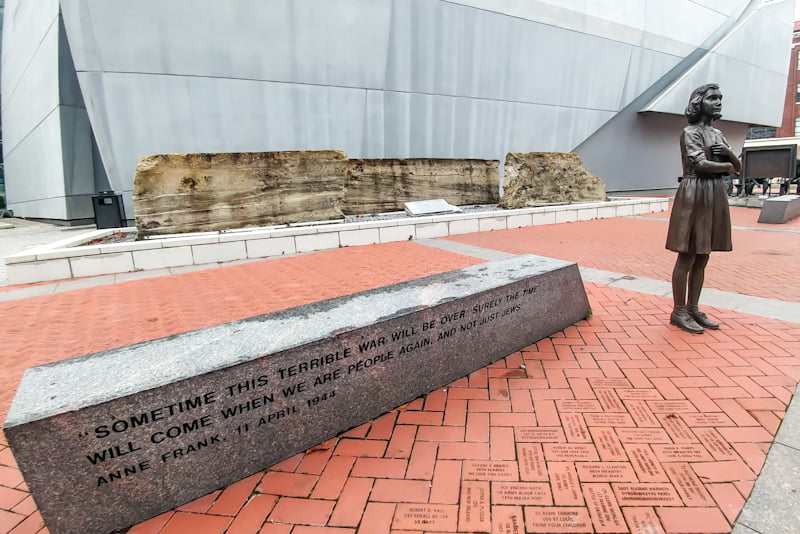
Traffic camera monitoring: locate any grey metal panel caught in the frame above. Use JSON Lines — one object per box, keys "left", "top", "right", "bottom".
{"left": 713, "top": 0, "right": 793, "bottom": 74}
{"left": 644, "top": 54, "right": 789, "bottom": 126}
{"left": 57, "top": 0, "right": 103, "bottom": 72}
{"left": 60, "top": 0, "right": 392, "bottom": 89}
{"left": 642, "top": 0, "right": 792, "bottom": 125}
{"left": 3, "top": 111, "right": 68, "bottom": 219}
{"left": 363, "top": 90, "right": 614, "bottom": 160}
{"left": 87, "top": 73, "right": 368, "bottom": 196}
{"left": 74, "top": 71, "right": 125, "bottom": 195}
{"left": 641, "top": 0, "right": 733, "bottom": 56}
{"left": 60, "top": 106, "right": 95, "bottom": 201}
{"left": 2, "top": 18, "right": 60, "bottom": 155}
{"left": 577, "top": 111, "right": 747, "bottom": 192}
{"left": 385, "top": 0, "right": 632, "bottom": 111}
{"left": 1, "top": 0, "right": 59, "bottom": 93}
{"left": 619, "top": 47, "right": 682, "bottom": 108}
{"left": 689, "top": 0, "right": 745, "bottom": 16}
{"left": 58, "top": 14, "right": 87, "bottom": 109}
{"left": 443, "top": 0, "right": 646, "bottom": 46}
{"left": 447, "top": 0, "right": 747, "bottom": 58}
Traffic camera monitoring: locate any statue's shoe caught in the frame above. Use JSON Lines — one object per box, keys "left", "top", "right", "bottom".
{"left": 688, "top": 308, "right": 720, "bottom": 330}
{"left": 670, "top": 309, "right": 704, "bottom": 334}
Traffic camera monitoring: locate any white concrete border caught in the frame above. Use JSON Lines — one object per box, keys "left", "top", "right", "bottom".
{"left": 3, "top": 198, "right": 669, "bottom": 285}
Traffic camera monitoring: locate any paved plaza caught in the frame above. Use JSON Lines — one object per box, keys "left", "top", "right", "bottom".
{"left": 0, "top": 205, "right": 798, "bottom": 534}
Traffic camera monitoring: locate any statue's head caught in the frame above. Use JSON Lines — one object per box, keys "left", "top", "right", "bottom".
{"left": 685, "top": 83, "right": 722, "bottom": 124}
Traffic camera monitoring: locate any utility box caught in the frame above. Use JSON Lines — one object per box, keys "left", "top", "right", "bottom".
{"left": 92, "top": 191, "right": 125, "bottom": 229}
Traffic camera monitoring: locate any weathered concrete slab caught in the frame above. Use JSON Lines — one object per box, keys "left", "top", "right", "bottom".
{"left": 342, "top": 158, "right": 500, "bottom": 215}
{"left": 500, "top": 152, "right": 607, "bottom": 209}
{"left": 757, "top": 194, "right": 800, "bottom": 224}
{"left": 4, "top": 255, "right": 589, "bottom": 534}
{"left": 133, "top": 151, "right": 348, "bottom": 237}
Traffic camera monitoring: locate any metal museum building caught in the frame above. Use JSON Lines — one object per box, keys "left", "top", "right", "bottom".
{"left": 1, "top": 0, "right": 794, "bottom": 224}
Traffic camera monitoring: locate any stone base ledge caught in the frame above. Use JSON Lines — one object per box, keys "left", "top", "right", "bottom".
{"left": 3, "top": 197, "right": 668, "bottom": 286}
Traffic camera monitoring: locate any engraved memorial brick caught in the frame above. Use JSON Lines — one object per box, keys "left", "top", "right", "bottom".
{"left": 651, "top": 444, "right": 713, "bottom": 462}
{"left": 615, "top": 389, "right": 663, "bottom": 401}
{"left": 623, "top": 507, "right": 666, "bottom": 534}
{"left": 458, "top": 481, "right": 490, "bottom": 532}
{"left": 392, "top": 503, "right": 458, "bottom": 531}
{"left": 525, "top": 506, "right": 593, "bottom": 533}
{"left": 517, "top": 443, "right": 548, "bottom": 481}
{"left": 624, "top": 400, "right": 660, "bottom": 427}
{"left": 582, "top": 483, "right": 627, "bottom": 533}
{"left": 556, "top": 400, "right": 603, "bottom": 412}
{"left": 611, "top": 483, "right": 682, "bottom": 506}
{"left": 514, "top": 427, "right": 566, "bottom": 442}
{"left": 657, "top": 413, "right": 699, "bottom": 443}
{"left": 5, "top": 255, "right": 590, "bottom": 534}
{"left": 616, "top": 428, "right": 671, "bottom": 444}
{"left": 583, "top": 413, "right": 635, "bottom": 427}
{"left": 595, "top": 389, "right": 626, "bottom": 412}
{"left": 549, "top": 462, "right": 584, "bottom": 505}
{"left": 647, "top": 400, "right": 697, "bottom": 413}
{"left": 492, "top": 482, "right": 553, "bottom": 505}
{"left": 693, "top": 428, "right": 739, "bottom": 461}
{"left": 680, "top": 413, "right": 735, "bottom": 427}
{"left": 663, "top": 463, "right": 715, "bottom": 506}
{"left": 463, "top": 461, "right": 518, "bottom": 481}
{"left": 589, "top": 427, "right": 626, "bottom": 461}
{"left": 624, "top": 444, "right": 668, "bottom": 482}
{"left": 587, "top": 378, "right": 632, "bottom": 388}
{"left": 544, "top": 444, "right": 600, "bottom": 462}
{"left": 493, "top": 505, "right": 525, "bottom": 534}
{"left": 575, "top": 462, "right": 637, "bottom": 482}
{"left": 561, "top": 413, "right": 591, "bottom": 442}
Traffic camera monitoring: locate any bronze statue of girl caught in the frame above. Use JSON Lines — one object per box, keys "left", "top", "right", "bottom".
{"left": 666, "top": 83, "right": 741, "bottom": 334}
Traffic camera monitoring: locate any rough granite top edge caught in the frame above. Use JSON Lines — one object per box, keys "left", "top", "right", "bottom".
{"left": 4, "top": 255, "right": 579, "bottom": 427}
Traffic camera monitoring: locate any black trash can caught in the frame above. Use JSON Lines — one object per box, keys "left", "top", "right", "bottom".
{"left": 92, "top": 191, "right": 126, "bottom": 229}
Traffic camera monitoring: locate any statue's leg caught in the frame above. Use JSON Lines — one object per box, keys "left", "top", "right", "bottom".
{"left": 671, "top": 253, "right": 693, "bottom": 308}
{"left": 670, "top": 253, "right": 703, "bottom": 333}
{"left": 687, "top": 253, "right": 719, "bottom": 329}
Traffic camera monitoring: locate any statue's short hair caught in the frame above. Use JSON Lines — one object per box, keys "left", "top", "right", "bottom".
{"left": 685, "top": 83, "right": 720, "bottom": 124}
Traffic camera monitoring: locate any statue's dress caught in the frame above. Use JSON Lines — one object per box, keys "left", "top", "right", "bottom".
{"left": 665, "top": 123, "right": 733, "bottom": 253}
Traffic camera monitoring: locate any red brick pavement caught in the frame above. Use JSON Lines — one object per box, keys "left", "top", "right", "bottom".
{"left": 1, "top": 214, "right": 799, "bottom": 534}
{"left": 0, "top": 242, "right": 483, "bottom": 419}
{"left": 447, "top": 207, "right": 800, "bottom": 303}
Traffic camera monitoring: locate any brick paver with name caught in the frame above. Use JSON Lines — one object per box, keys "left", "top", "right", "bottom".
{"left": 0, "top": 207, "right": 798, "bottom": 534}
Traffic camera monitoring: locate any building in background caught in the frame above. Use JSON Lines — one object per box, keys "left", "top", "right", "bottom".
{"left": 772, "top": 20, "right": 800, "bottom": 138}
{"left": 1, "top": 0, "right": 794, "bottom": 224}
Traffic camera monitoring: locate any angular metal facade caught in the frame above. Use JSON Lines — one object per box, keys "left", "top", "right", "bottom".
{"left": 1, "top": 0, "right": 793, "bottom": 221}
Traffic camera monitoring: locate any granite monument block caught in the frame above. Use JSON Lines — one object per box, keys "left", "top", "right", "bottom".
{"left": 4, "top": 255, "right": 590, "bottom": 534}
{"left": 757, "top": 194, "right": 800, "bottom": 224}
